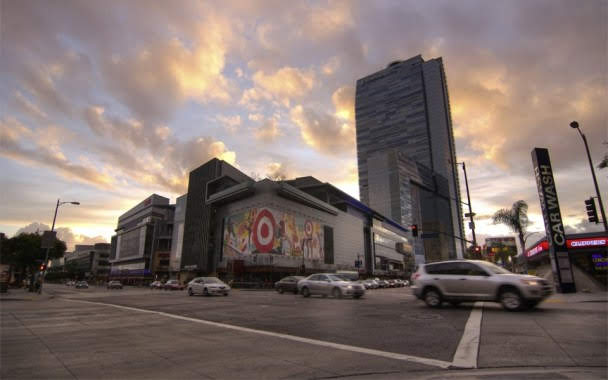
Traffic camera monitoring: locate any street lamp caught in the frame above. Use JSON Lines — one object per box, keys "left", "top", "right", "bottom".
{"left": 457, "top": 162, "right": 477, "bottom": 249}
{"left": 570, "top": 121, "right": 607, "bottom": 232}
{"left": 39, "top": 199, "right": 80, "bottom": 293}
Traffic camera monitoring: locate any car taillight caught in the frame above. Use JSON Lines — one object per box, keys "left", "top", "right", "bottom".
{"left": 412, "top": 273, "right": 420, "bottom": 281}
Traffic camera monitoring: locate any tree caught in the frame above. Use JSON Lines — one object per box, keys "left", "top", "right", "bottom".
{"left": 492, "top": 200, "right": 530, "bottom": 267}
{"left": 4, "top": 233, "right": 67, "bottom": 290}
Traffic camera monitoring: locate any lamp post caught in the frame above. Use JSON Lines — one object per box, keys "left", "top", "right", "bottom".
{"left": 457, "top": 162, "right": 477, "bottom": 250}
{"left": 39, "top": 199, "right": 80, "bottom": 293}
{"left": 570, "top": 121, "right": 607, "bottom": 232}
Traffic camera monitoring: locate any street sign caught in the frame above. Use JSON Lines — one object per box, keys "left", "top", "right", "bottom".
{"left": 41, "top": 231, "right": 57, "bottom": 249}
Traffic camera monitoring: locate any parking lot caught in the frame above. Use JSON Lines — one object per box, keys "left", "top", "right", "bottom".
{"left": 2, "top": 283, "right": 606, "bottom": 379}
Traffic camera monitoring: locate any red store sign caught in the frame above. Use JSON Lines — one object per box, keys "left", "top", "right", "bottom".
{"left": 526, "top": 237, "right": 608, "bottom": 258}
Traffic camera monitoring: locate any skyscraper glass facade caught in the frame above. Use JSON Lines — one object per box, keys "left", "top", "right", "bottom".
{"left": 355, "top": 55, "right": 465, "bottom": 261}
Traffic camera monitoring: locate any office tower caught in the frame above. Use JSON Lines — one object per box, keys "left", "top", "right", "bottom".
{"left": 355, "top": 55, "right": 465, "bottom": 261}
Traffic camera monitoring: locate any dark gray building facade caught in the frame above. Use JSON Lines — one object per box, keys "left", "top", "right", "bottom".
{"left": 181, "top": 159, "right": 252, "bottom": 275}
{"left": 355, "top": 55, "right": 465, "bottom": 262}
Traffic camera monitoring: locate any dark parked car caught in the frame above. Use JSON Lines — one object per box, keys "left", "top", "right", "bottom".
{"left": 75, "top": 281, "right": 89, "bottom": 289}
{"left": 107, "top": 280, "right": 122, "bottom": 289}
{"left": 163, "top": 280, "right": 184, "bottom": 290}
{"left": 274, "top": 276, "right": 304, "bottom": 294}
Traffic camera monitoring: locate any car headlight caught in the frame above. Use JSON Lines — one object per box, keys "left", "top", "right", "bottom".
{"left": 521, "top": 279, "right": 539, "bottom": 286}
{"left": 346, "top": 285, "right": 353, "bottom": 289}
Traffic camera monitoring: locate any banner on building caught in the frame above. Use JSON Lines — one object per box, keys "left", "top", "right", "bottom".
{"left": 223, "top": 207, "right": 324, "bottom": 259}
{"left": 532, "top": 147, "right": 576, "bottom": 293}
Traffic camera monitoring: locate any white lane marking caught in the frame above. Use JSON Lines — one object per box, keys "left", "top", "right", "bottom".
{"left": 65, "top": 299, "right": 452, "bottom": 369}
{"left": 451, "top": 302, "right": 483, "bottom": 369}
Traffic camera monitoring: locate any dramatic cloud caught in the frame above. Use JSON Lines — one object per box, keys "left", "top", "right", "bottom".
{"left": 15, "top": 222, "right": 107, "bottom": 251}
{"left": 254, "top": 118, "right": 281, "bottom": 141}
{"left": 0, "top": 118, "right": 113, "bottom": 188}
{"left": 290, "top": 105, "right": 355, "bottom": 155}
{"left": 1, "top": 0, "right": 606, "bottom": 243}
{"left": 82, "top": 106, "right": 236, "bottom": 193}
{"left": 249, "top": 67, "right": 316, "bottom": 107}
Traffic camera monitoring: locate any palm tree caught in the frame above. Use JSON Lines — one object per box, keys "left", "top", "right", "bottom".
{"left": 492, "top": 200, "right": 530, "bottom": 269}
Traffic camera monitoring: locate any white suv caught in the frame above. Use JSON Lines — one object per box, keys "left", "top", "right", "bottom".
{"left": 411, "top": 260, "right": 552, "bottom": 311}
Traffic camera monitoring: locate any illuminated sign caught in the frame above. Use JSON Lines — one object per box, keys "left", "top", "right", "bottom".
{"left": 526, "top": 237, "right": 608, "bottom": 258}
{"left": 567, "top": 238, "right": 607, "bottom": 249}
{"left": 526, "top": 241, "right": 549, "bottom": 257}
{"left": 532, "top": 147, "right": 575, "bottom": 293}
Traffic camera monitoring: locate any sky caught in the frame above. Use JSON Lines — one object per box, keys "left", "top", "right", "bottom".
{"left": 1, "top": 0, "right": 607, "bottom": 251}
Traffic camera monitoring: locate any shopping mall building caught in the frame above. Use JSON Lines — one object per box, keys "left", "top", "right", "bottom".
{"left": 110, "top": 159, "right": 415, "bottom": 285}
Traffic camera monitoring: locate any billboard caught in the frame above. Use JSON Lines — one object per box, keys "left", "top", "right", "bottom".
{"left": 223, "top": 207, "right": 324, "bottom": 259}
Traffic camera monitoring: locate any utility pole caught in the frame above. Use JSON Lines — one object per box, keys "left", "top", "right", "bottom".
{"left": 458, "top": 162, "right": 477, "bottom": 249}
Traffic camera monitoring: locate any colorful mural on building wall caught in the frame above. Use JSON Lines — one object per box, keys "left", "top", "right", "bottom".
{"left": 223, "top": 207, "right": 324, "bottom": 259}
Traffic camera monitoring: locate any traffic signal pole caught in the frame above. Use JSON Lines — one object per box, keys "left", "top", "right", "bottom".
{"left": 571, "top": 122, "right": 607, "bottom": 232}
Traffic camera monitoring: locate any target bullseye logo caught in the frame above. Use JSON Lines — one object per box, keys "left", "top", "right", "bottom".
{"left": 305, "top": 220, "right": 313, "bottom": 237}
{"left": 253, "top": 209, "right": 276, "bottom": 253}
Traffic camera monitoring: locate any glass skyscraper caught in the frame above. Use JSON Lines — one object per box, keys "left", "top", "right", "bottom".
{"left": 355, "top": 55, "right": 465, "bottom": 262}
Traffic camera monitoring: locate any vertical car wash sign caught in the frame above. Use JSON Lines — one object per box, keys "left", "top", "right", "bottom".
{"left": 532, "top": 148, "right": 576, "bottom": 293}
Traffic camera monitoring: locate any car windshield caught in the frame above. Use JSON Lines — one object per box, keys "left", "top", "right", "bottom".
{"left": 477, "top": 261, "right": 512, "bottom": 274}
{"left": 202, "top": 277, "right": 222, "bottom": 284}
{"left": 326, "top": 275, "right": 346, "bottom": 282}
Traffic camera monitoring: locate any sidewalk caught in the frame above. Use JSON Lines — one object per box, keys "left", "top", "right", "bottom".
{"left": 545, "top": 290, "right": 607, "bottom": 303}
{"left": 0, "top": 287, "right": 54, "bottom": 301}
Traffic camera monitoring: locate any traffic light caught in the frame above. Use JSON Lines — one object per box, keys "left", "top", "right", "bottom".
{"left": 585, "top": 198, "right": 598, "bottom": 223}
{"left": 39, "top": 264, "right": 46, "bottom": 271}
{"left": 474, "top": 246, "right": 481, "bottom": 255}
{"left": 410, "top": 224, "right": 418, "bottom": 237}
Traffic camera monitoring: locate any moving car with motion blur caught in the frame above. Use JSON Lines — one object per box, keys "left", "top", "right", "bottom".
{"left": 274, "top": 276, "right": 304, "bottom": 294}
{"left": 75, "top": 281, "right": 89, "bottom": 289}
{"left": 297, "top": 273, "right": 365, "bottom": 299}
{"left": 411, "top": 260, "right": 552, "bottom": 311}
{"left": 163, "top": 279, "right": 184, "bottom": 291}
{"left": 187, "top": 277, "right": 230, "bottom": 296}
{"left": 107, "top": 280, "right": 123, "bottom": 289}
{"left": 150, "top": 281, "right": 163, "bottom": 289}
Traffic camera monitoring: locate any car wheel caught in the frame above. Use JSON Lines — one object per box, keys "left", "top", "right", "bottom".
{"left": 278, "top": 287, "right": 284, "bottom": 294}
{"left": 203, "top": 288, "right": 209, "bottom": 297}
{"left": 423, "top": 288, "right": 442, "bottom": 308}
{"left": 500, "top": 288, "right": 523, "bottom": 311}
{"left": 332, "top": 287, "right": 342, "bottom": 299}
{"left": 188, "top": 288, "right": 193, "bottom": 296}
{"left": 223, "top": 292, "right": 228, "bottom": 296}
{"left": 301, "top": 287, "right": 310, "bottom": 297}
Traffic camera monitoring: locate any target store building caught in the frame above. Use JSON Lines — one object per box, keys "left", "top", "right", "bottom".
{"left": 178, "top": 159, "right": 413, "bottom": 284}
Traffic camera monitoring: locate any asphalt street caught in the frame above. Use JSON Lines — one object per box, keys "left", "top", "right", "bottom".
{"left": 1, "top": 284, "right": 606, "bottom": 379}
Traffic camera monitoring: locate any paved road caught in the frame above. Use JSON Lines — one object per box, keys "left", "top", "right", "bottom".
{"left": 1, "top": 284, "right": 606, "bottom": 379}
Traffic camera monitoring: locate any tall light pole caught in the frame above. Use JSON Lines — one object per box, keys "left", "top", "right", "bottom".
{"left": 457, "top": 162, "right": 477, "bottom": 250}
{"left": 570, "top": 121, "right": 607, "bottom": 232}
{"left": 39, "top": 199, "right": 79, "bottom": 293}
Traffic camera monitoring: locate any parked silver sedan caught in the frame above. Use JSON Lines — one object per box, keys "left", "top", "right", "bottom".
{"left": 297, "top": 273, "right": 365, "bottom": 299}
{"left": 187, "top": 277, "right": 230, "bottom": 296}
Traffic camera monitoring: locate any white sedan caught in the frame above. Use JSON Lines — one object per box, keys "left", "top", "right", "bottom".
{"left": 187, "top": 277, "right": 230, "bottom": 296}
